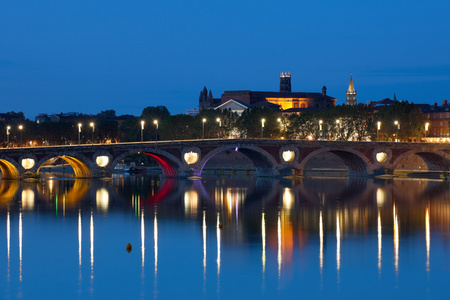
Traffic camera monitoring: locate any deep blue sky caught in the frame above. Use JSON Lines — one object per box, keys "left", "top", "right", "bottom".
{"left": 1, "top": 0, "right": 450, "bottom": 119}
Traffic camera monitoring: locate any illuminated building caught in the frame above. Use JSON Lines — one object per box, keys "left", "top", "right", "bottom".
{"left": 199, "top": 73, "right": 337, "bottom": 113}
{"left": 420, "top": 100, "right": 450, "bottom": 142}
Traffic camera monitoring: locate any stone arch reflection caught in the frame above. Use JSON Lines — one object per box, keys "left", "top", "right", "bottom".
{"left": 0, "top": 180, "right": 20, "bottom": 208}
{"left": 35, "top": 179, "right": 91, "bottom": 207}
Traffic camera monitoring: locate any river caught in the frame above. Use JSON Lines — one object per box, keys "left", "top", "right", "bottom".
{"left": 1, "top": 174, "right": 449, "bottom": 299}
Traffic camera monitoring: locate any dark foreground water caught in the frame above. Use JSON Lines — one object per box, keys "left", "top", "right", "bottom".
{"left": 1, "top": 174, "right": 450, "bottom": 299}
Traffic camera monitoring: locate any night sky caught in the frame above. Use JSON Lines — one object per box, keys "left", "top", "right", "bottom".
{"left": 1, "top": 0, "right": 449, "bottom": 119}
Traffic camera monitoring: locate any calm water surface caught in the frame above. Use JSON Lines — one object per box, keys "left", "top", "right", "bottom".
{"left": 1, "top": 174, "right": 450, "bottom": 299}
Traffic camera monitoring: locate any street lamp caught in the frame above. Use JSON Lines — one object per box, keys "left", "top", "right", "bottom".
{"left": 153, "top": 120, "right": 158, "bottom": 142}
{"left": 216, "top": 118, "right": 221, "bottom": 139}
{"left": 394, "top": 121, "right": 400, "bottom": 142}
{"left": 425, "top": 122, "right": 429, "bottom": 141}
{"left": 90, "top": 122, "right": 95, "bottom": 145}
{"left": 277, "top": 118, "right": 282, "bottom": 137}
{"left": 319, "top": 120, "right": 323, "bottom": 139}
{"left": 202, "top": 118, "right": 206, "bottom": 139}
{"left": 6, "top": 126, "right": 10, "bottom": 148}
{"left": 377, "top": 121, "right": 381, "bottom": 141}
{"left": 261, "top": 118, "right": 265, "bottom": 138}
{"left": 336, "top": 119, "right": 341, "bottom": 140}
{"left": 78, "top": 123, "right": 82, "bottom": 145}
{"left": 141, "top": 120, "right": 145, "bottom": 143}
{"left": 18, "top": 125, "right": 23, "bottom": 148}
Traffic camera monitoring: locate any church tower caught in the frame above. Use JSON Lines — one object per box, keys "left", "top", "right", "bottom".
{"left": 280, "top": 72, "right": 291, "bottom": 93}
{"left": 346, "top": 74, "right": 357, "bottom": 105}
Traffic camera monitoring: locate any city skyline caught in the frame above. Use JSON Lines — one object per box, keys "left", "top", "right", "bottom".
{"left": 1, "top": 0, "right": 450, "bottom": 119}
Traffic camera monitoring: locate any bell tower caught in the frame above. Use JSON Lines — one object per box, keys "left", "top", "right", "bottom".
{"left": 279, "top": 72, "right": 291, "bottom": 93}
{"left": 346, "top": 74, "right": 357, "bottom": 105}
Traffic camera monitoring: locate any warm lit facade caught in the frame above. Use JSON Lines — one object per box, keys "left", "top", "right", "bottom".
{"left": 424, "top": 100, "right": 450, "bottom": 142}
{"left": 219, "top": 73, "right": 336, "bottom": 112}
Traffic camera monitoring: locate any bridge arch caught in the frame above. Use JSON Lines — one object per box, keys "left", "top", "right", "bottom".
{"left": 196, "top": 144, "right": 280, "bottom": 176}
{"left": 0, "top": 156, "right": 21, "bottom": 179}
{"left": 36, "top": 153, "right": 92, "bottom": 178}
{"left": 391, "top": 150, "right": 450, "bottom": 172}
{"left": 298, "top": 148, "right": 373, "bottom": 176}
{"left": 109, "top": 148, "right": 183, "bottom": 177}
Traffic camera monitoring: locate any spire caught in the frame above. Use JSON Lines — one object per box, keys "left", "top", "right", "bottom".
{"left": 346, "top": 73, "right": 357, "bottom": 105}
{"left": 348, "top": 73, "right": 355, "bottom": 93}
{"left": 393, "top": 93, "right": 397, "bottom": 101}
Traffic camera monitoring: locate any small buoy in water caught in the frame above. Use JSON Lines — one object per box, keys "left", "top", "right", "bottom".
{"left": 218, "top": 223, "right": 223, "bottom": 229}
{"left": 126, "top": 243, "right": 132, "bottom": 253}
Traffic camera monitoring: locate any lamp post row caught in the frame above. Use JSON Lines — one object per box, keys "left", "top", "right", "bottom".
{"left": 2, "top": 118, "right": 433, "bottom": 147}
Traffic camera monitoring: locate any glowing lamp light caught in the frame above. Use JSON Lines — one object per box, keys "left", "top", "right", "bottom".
{"left": 96, "top": 188, "right": 109, "bottom": 211}
{"left": 184, "top": 190, "right": 199, "bottom": 216}
{"left": 95, "top": 156, "right": 109, "bottom": 167}
{"left": 21, "top": 158, "right": 35, "bottom": 169}
{"left": 184, "top": 151, "right": 199, "bottom": 164}
{"left": 376, "top": 152, "right": 388, "bottom": 163}
{"left": 376, "top": 188, "right": 386, "bottom": 207}
{"left": 22, "top": 189, "right": 35, "bottom": 210}
{"left": 283, "top": 188, "right": 294, "bottom": 210}
{"left": 282, "top": 150, "right": 295, "bottom": 162}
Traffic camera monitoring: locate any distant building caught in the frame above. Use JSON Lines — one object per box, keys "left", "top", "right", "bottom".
{"left": 369, "top": 97, "right": 396, "bottom": 110}
{"left": 198, "top": 87, "right": 221, "bottom": 111}
{"left": 214, "top": 99, "right": 251, "bottom": 116}
{"left": 185, "top": 108, "right": 199, "bottom": 116}
{"left": 420, "top": 100, "right": 450, "bottom": 141}
{"left": 346, "top": 74, "right": 357, "bottom": 105}
{"left": 35, "top": 113, "right": 60, "bottom": 123}
{"left": 210, "top": 73, "right": 336, "bottom": 113}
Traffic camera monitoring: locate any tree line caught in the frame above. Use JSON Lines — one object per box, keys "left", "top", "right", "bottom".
{"left": 0, "top": 101, "right": 430, "bottom": 147}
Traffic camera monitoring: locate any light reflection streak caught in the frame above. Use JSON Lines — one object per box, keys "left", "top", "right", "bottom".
{"left": 283, "top": 188, "right": 294, "bottom": 211}
{"left": 277, "top": 212, "right": 281, "bottom": 278}
{"left": 141, "top": 210, "right": 145, "bottom": 270}
{"left": 7, "top": 211, "right": 10, "bottom": 281}
{"left": 426, "top": 206, "right": 430, "bottom": 272}
{"left": 78, "top": 211, "right": 82, "bottom": 267}
{"left": 216, "top": 213, "right": 221, "bottom": 276}
{"left": 216, "top": 213, "right": 221, "bottom": 294}
{"left": 319, "top": 211, "right": 323, "bottom": 272}
{"left": 21, "top": 189, "right": 35, "bottom": 210}
{"left": 262, "top": 212, "right": 266, "bottom": 274}
{"left": 90, "top": 211, "right": 94, "bottom": 280}
{"left": 154, "top": 211, "right": 158, "bottom": 280}
{"left": 203, "top": 211, "right": 207, "bottom": 276}
{"left": 19, "top": 211, "right": 22, "bottom": 282}
{"left": 377, "top": 210, "right": 382, "bottom": 272}
{"left": 393, "top": 203, "right": 399, "bottom": 274}
{"left": 336, "top": 211, "right": 341, "bottom": 273}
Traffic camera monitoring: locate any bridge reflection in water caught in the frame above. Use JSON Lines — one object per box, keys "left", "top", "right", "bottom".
{"left": 1, "top": 174, "right": 450, "bottom": 297}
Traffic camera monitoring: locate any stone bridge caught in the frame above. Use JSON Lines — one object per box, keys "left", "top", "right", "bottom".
{"left": 0, "top": 139, "right": 449, "bottom": 179}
